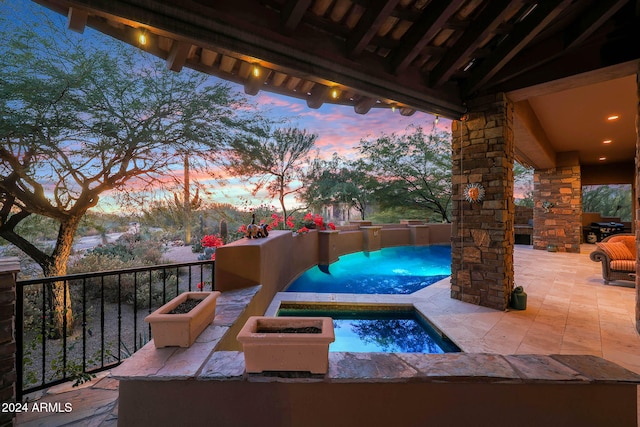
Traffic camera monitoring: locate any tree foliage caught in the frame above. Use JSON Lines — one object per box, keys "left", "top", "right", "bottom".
{"left": 300, "top": 154, "right": 377, "bottom": 220}
{"left": 358, "top": 126, "right": 452, "bottom": 222}
{"left": 0, "top": 3, "right": 252, "bottom": 335}
{"left": 582, "top": 185, "right": 632, "bottom": 222}
{"left": 223, "top": 126, "right": 317, "bottom": 223}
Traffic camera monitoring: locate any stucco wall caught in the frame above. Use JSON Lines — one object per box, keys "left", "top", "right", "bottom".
{"left": 118, "top": 379, "right": 637, "bottom": 427}
{"left": 214, "top": 224, "right": 452, "bottom": 318}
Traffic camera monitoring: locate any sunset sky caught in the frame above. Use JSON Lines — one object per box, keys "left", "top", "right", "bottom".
{"left": 8, "top": 0, "right": 452, "bottom": 212}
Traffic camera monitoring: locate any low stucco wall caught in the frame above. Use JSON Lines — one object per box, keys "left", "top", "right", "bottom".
{"left": 214, "top": 223, "right": 452, "bottom": 317}
{"left": 118, "top": 353, "right": 639, "bottom": 427}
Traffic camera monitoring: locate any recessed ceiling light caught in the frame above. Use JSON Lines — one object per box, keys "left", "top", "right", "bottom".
{"left": 603, "top": 139, "right": 612, "bottom": 144}
{"left": 607, "top": 115, "right": 619, "bottom": 121}
{"left": 599, "top": 156, "right": 607, "bottom": 161}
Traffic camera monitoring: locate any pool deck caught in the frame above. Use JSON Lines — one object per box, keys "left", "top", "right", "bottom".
{"left": 16, "top": 244, "right": 640, "bottom": 426}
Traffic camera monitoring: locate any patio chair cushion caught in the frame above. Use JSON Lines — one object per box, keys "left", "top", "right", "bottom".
{"left": 596, "top": 242, "right": 635, "bottom": 261}
{"left": 610, "top": 260, "right": 635, "bottom": 271}
{"left": 596, "top": 241, "right": 633, "bottom": 260}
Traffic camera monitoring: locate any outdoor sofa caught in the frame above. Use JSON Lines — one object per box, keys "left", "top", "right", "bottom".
{"left": 589, "top": 234, "right": 636, "bottom": 285}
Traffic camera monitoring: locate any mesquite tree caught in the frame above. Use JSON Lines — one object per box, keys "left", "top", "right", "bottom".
{"left": 0, "top": 5, "right": 252, "bottom": 336}
{"left": 224, "top": 126, "right": 317, "bottom": 223}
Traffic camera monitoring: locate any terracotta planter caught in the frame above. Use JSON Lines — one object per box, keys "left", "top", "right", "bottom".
{"left": 145, "top": 291, "right": 221, "bottom": 348}
{"left": 237, "top": 316, "right": 335, "bottom": 374}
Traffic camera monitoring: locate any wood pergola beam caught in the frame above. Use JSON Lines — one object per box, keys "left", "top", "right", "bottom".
{"left": 390, "top": 0, "right": 463, "bottom": 74}
{"left": 429, "top": 0, "right": 517, "bottom": 88}
{"left": 464, "top": 0, "right": 573, "bottom": 96}
{"left": 280, "top": 0, "right": 311, "bottom": 34}
{"left": 347, "top": 0, "right": 399, "bottom": 56}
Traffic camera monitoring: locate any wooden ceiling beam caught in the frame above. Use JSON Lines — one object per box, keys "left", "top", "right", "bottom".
{"left": 67, "top": 7, "right": 88, "bottom": 33}
{"left": 307, "top": 84, "right": 331, "bottom": 109}
{"left": 429, "top": 0, "right": 517, "bottom": 88}
{"left": 280, "top": 0, "right": 312, "bottom": 34}
{"left": 354, "top": 96, "right": 377, "bottom": 115}
{"left": 347, "top": 0, "right": 399, "bottom": 56}
{"left": 166, "top": 40, "right": 191, "bottom": 72}
{"left": 564, "top": 0, "right": 627, "bottom": 49}
{"left": 464, "top": 0, "right": 573, "bottom": 95}
{"left": 244, "top": 64, "right": 270, "bottom": 95}
{"left": 390, "top": 0, "right": 464, "bottom": 74}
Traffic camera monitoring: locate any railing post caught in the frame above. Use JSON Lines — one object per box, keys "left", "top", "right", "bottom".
{"left": 0, "top": 258, "right": 20, "bottom": 427}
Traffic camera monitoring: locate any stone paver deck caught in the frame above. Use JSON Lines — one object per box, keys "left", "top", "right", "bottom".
{"left": 16, "top": 244, "right": 640, "bottom": 426}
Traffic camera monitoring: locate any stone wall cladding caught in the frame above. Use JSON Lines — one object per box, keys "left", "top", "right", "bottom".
{"left": 533, "top": 166, "right": 582, "bottom": 253}
{"left": 451, "top": 93, "right": 514, "bottom": 311}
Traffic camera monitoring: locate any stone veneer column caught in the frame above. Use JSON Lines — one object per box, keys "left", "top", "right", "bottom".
{"left": 532, "top": 153, "right": 582, "bottom": 253}
{"left": 0, "top": 258, "right": 19, "bottom": 427}
{"left": 635, "top": 68, "right": 640, "bottom": 334}
{"left": 451, "top": 93, "right": 515, "bottom": 311}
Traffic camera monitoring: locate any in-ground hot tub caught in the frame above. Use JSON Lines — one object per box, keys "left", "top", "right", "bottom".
{"left": 277, "top": 303, "right": 460, "bottom": 353}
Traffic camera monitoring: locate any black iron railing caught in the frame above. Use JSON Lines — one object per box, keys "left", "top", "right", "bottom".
{"left": 15, "top": 259, "right": 215, "bottom": 399}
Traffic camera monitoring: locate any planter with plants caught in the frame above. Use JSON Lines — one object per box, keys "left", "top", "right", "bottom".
{"left": 145, "top": 291, "right": 221, "bottom": 348}
{"left": 236, "top": 316, "right": 335, "bottom": 374}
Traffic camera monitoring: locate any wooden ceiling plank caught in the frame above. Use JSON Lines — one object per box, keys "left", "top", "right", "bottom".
{"left": 429, "top": 0, "right": 517, "bottom": 88}
{"left": 67, "top": 7, "right": 89, "bottom": 33}
{"left": 347, "top": 0, "right": 400, "bottom": 56}
{"left": 281, "top": 0, "right": 312, "bottom": 33}
{"left": 200, "top": 48, "right": 218, "bottom": 66}
{"left": 564, "top": 0, "right": 628, "bottom": 50}
{"left": 166, "top": 40, "right": 191, "bottom": 72}
{"left": 391, "top": 0, "right": 465, "bottom": 74}
{"left": 464, "top": 0, "right": 573, "bottom": 95}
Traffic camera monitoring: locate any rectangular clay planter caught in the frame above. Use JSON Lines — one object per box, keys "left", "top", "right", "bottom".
{"left": 145, "top": 291, "right": 221, "bottom": 348}
{"left": 237, "top": 316, "right": 335, "bottom": 374}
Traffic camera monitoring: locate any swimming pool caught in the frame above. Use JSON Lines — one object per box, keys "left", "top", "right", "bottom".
{"left": 285, "top": 245, "right": 451, "bottom": 294}
{"left": 277, "top": 304, "right": 460, "bottom": 353}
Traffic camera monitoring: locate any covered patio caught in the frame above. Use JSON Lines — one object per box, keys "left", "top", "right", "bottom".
{"left": 3, "top": 0, "right": 640, "bottom": 425}
{"left": 14, "top": 244, "right": 640, "bottom": 425}
{"left": 31, "top": 0, "right": 640, "bottom": 322}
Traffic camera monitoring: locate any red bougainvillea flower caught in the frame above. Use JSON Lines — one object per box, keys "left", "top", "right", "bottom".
{"left": 328, "top": 222, "right": 336, "bottom": 230}
{"left": 313, "top": 215, "right": 324, "bottom": 227}
{"left": 201, "top": 234, "right": 224, "bottom": 248}
{"left": 197, "top": 282, "right": 204, "bottom": 290}
{"left": 297, "top": 226, "right": 310, "bottom": 233}
{"left": 238, "top": 224, "right": 247, "bottom": 233}
{"left": 286, "top": 218, "right": 295, "bottom": 229}
{"left": 303, "top": 212, "right": 313, "bottom": 221}
{"left": 211, "top": 253, "right": 216, "bottom": 261}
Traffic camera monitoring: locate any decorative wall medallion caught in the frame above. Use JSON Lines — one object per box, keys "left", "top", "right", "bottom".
{"left": 464, "top": 183, "right": 485, "bottom": 203}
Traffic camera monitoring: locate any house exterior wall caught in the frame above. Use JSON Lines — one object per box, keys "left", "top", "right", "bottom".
{"left": 451, "top": 93, "right": 515, "bottom": 311}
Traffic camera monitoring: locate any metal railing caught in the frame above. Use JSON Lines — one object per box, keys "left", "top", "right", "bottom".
{"left": 15, "top": 259, "right": 215, "bottom": 399}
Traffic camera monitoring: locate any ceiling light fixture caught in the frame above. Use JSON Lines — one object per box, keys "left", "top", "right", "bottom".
{"left": 252, "top": 64, "right": 260, "bottom": 78}
{"left": 599, "top": 156, "right": 607, "bottom": 161}
{"left": 330, "top": 88, "right": 340, "bottom": 99}
{"left": 603, "top": 139, "right": 612, "bottom": 144}
{"left": 138, "top": 31, "right": 147, "bottom": 46}
{"left": 607, "top": 115, "right": 619, "bottom": 121}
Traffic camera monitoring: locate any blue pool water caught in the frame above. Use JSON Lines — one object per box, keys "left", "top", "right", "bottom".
{"left": 286, "top": 245, "right": 451, "bottom": 294}
{"left": 278, "top": 305, "right": 460, "bottom": 353}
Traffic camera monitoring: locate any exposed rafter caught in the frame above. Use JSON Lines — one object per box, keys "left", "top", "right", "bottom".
{"left": 390, "top": 0, "right": 463, "bottom": 74}
{"left": 347, "top": 0, "right": 399, "bottom": 56}
{"left": 32, "top": 0, "right": 638, "bottom": 121}
{"left": 464, "top": 0, "right": 573, "bottom": 95}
